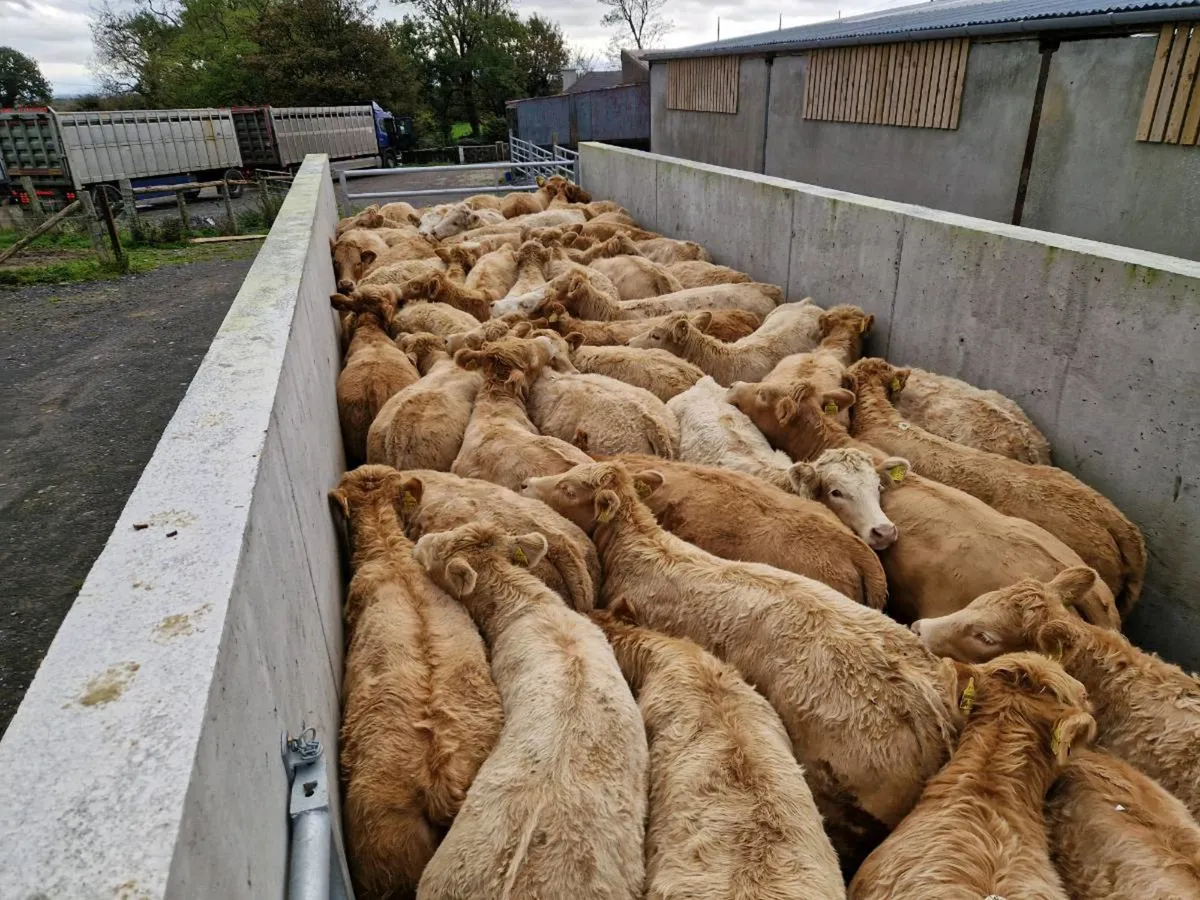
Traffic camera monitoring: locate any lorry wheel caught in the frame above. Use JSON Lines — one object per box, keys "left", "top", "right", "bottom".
{"left": 384, "top": 151, "right": 400, "bottom": 168}
{"left": 224, "top": 169, "right": 245, "bottom": 199}
{"left": 91, "top": 184, "right": 124, "bottom": 216}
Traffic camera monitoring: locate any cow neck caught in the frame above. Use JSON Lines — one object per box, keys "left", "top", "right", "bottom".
{"left": 463, "top": 558, "right": 553, "bottom": 645}
{"left": 818, "top": 332, "right": 859, "bottom": 367}
{"left": 848, "top": 379, "right": 903, "bottom": 437}
{"left": 346, "top": 314, "right": 392, "bottom": 356}
{"left": 1049, "top": 616, "right": 1136, "bottom": 697}
{"left": 593, "top": 489, "right": 665, "bottom": 569}
{"left": 935, "top": 701, "right": 1062, "bottom": 814}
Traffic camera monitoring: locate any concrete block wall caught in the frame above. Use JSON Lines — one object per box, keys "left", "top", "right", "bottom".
{"left": 0, "top": 155, "right": 348, "bottom": 897}
{"left": 581, "top": 142, "right": 1200, "bottom": 670}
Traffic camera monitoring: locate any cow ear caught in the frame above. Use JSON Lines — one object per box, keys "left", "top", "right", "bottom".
{"left": 692, "top": 310, "right": 713, "bottom": 332}
{"left": 1034, "top": 619, "right": 1076, "bottom": 661}
{"left": 328, "top": 488, "right": 350, "bottom": 524}
{"left": 594, "top": 488, "right": 621, "bottom": 524}
{"left": 393, "top": 476, "right": 423, "bottom": 520}
{"left": 633, "top": 471, "right": 664, "bottom": 500}
{"left": 360, "top": 249, "right": 377, "bottom": 267}
{"left": 820, "top": 388, "right": 856, "bottom": 414}
{"left": 787, "top": 462, "right": 821, "bottom": 499}
{"left": 426, "top": 275, "right": 441, "bottom": 300}
{"left": 775, "top": 396, "right": 798, "bottom": 425}
{"left": 1051, "top": 711, "right": 1096, "bottom": 765}
{"left": 877, "top": 456, "right": 910, "bottom": 488}
{"left": 1049, "top": 567, "right": 1097, "bottom": 609}
{"left": 888, "top": 368, "right": 911, "bottom": 395}
{"left": 329, "top": 235, "right": 337, "bottom": 252}
{"left": 445, "top": 557, "right": 478, "bottom": 598}
{"left": 536, "top": 175, "right": 545, "bottom": 187}
{"left": 330, "top": 293, "right": 356, "bottom": 312}
{"left": 671, "top": 317, "right": 691, "bottom": 342}
{"left": 511, "top": 532, "right": 548, "bottom": 569}
{"left": 860, "top": 314, "right": 875, "bottom": 335}
{"left": 565, "top": 332, "right": 585, "bottom": 351}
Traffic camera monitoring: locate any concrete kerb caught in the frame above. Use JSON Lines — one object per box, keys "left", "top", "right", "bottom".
{"left": 0, "top": 154, "right": 347, "bottom": 898}
{"left": 578, "top": 143, "right": 1200, "bottom": 669}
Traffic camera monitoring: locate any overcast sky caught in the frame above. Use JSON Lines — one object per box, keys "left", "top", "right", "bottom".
{"left": 0, "top": 0, "right": 915, "bottom": 97}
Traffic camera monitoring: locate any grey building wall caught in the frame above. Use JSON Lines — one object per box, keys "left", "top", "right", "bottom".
{"left": 1023, "top": 36, "right": 1200, "bottom": 261}
{"left": 763, "top": 41, "right": 1042, "bottom": 223}
{"left": 650, "top": 57, "right": 770, "bottom": 172}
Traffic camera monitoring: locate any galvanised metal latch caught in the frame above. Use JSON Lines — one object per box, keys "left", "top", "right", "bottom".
{"left": 283, "top": 728, "right": 355, "bottom": 900}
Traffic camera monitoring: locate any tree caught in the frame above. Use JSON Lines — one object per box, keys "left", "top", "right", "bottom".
{"left": 0, "top": 47, "right": 53, "bottom": 108}
{"left": 598, "top": 0, "right": 671, "bottom": 55}
{"left": 513, "top": 14, "right": 570, "bottom": 98}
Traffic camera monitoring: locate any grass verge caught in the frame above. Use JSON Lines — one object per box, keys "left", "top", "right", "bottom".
{"left": 0, "top": 241, "right": 262, "bottom": 287}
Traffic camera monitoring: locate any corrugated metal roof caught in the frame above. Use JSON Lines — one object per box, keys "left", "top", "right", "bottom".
{"left": 644, "top": 0, "right": 1200, "bottom": 59}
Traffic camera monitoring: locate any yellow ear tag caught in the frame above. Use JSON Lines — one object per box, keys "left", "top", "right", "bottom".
{"left": 635, "top": 480, "right": 653, "bottom": 499}
{"left": 890, "top": 378, "right": 902, "bottom": 393}
{"left": 1051, "top": 722, "right": 1065, "bottom": 757}
{"left": 513, "top": 546, "right": 529, "bottom": 565}
{"left": 597, "top": 506, "right": 614, "bottom": 524}
{"left": 401, "top": 491, "right": 418, "bottom": 515}
{"left": 888, "top": 466, "right": 906, "bottom": 484}
{"left": 548, "top": 312, "right": 559, "bottom": 323}
{"left": 959, "top": 677, "right": 976, "bottom": 714}
{"left": 824, "top": 402, "right": 838, "bottom": 416}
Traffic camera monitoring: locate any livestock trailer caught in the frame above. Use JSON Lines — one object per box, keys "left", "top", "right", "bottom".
{"left": 0, "top": 107, "right": 244, "bottom": 209}
{"left": 232, "top": 102, "right": 414, "bottom": 170}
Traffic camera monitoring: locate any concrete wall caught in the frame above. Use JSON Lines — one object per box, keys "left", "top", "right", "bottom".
{"left": 1022, "top": 36, "right": 1200, "bottom": 261}
{"left": 651, "top": 34, "right": 1200, "bottom": 261}
{"left": 581, "top": 143, "right": 1200, "bottom": 670}
{"left": 0, "top": 156, "right": 348, "bottom": 897}
{"left": 763, "top": 42, "right": 1042, "bottom": 224}
{"left": 650, "top": 57, "right": 770, "bottom": 172}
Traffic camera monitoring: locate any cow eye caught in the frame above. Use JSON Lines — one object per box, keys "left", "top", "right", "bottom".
{"left": 829, "top": 489, "right": 843, "bottom": 499}
{"left": 976, "top": 632, "right": 997, "bottom": 646}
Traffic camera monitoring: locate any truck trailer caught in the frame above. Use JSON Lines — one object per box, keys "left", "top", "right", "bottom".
{"left": 0, "top": 106, "right": 244, "bottom": 210}
{"left": 232, "top": 102, "right": 414, "bottom": 170}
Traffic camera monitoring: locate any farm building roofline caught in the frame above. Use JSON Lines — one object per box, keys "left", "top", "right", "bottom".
{"left": 642, "top": 0, "right": 1200, "bottom": 60}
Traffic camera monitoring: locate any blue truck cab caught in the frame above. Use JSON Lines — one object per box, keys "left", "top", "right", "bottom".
{"left": 373, "top": 102, "right": 415, "bottom": 167}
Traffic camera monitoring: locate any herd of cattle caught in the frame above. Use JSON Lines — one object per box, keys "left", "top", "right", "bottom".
{"left": 326, "top": 175, "right": 1199, "bottom": 900}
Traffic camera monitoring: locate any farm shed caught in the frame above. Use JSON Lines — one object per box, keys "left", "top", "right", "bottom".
{"left": 644, "top": 0, "right": 1200, "bottom": 260}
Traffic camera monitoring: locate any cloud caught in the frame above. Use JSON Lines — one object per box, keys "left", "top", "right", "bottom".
{"left": 2, "top": 0, "right": 914, "bottom": 96}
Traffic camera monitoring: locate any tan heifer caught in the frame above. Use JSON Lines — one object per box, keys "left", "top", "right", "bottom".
{"left": 400, "top": 469, "right": 599, "bottom": 612}
{"left": 911, "top": 568, "right": 1200, "bottom": 819}
{"left": 332, "top": 227, "right": 389, "bottom": 293}
{"left": 589, "top": 253, "right": 685, "bottom": 300}
{"left": 413, "top": 523, "right": 647, "bottom": 900}
{"left": 593, "top": 612, "right": 845, "bottom": 900}
{"left": 528, "top": 357, "right": 680, "bottom": 458}
{"left": 667, "top": 260, "right": 752, "bottom": 289}
{"left": 567, "top": 340, "right": 704, "bottom": 402}
{"left": 636, "top": 236, "right": 711, "bottom": 265}
{"left": 846, "top": 358, "right": 1146, "bottom": 616}
{"left": 331, "top": 291, "right": 419, "bottom": 465}
{"left": 542, "top": 301, "right": 762, "bottom": 345}
{"left": 849, "top": 653, "right": 1091, "bottom": 900}
{"left": 614, "top": 454, "right": 890, "bottom": 609}
{"left": 357, "top": 257, "right": 444, "bottom": 288}
{"left": 499, "top": 240, "right": 549, "bottom": 301}
{"left": 330, "top": 467, "right": 502, "bottom": 900}
{"left": 629, "top": 301, "right": 823, "bottom": 385}
{"left": 667, "top": 375, "right": 797, "bottom": 490}
{"left": 397, "top": 271, "right": 490, "bottom": 322}
{"left": 389, "top": 300, "right": 480, "bottom": 339}
{"left": 452, "top": 338, "right": 591, "bottom": 489}
{"left": 379, "top": 201, "right": 421, "bottom": 227}
{"left": 896, "top": 368, "right": 1052, "bottom": 465}
{"left": 366, "top": 334, "right": 482, "bottom": 473}
{"left": 566, "top": 233, "right": 643, "bottom": 264}
{"left": 579, "top": 220, "right": 659, "bottom": 242}
{"left": 336, "top": 204, "right": 385, "bottom": 236}
{"left": 463, "top": 243, "right": 519, "bottom": 300}
{"left": 617, "top": 282, "right": 784, "bottom": 317}
{"left": 498, "top": 180, "right": 558, "bottom": 218}
{"left": 433, "top": 244, "right": 478, "bottom": 283}
{"left": 728, "top": 380, "right": 1120, "bottom": 626}
{"left": 520, "top": 461, "right": 960, "bottom": 871}
{"left": 1047, "top": 749, "right": 1200, "bottom": 900}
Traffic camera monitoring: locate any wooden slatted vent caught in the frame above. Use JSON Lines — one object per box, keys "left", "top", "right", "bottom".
{"left": 1137, "top": 21, "right": 1200, "bottom": 146}
{"left": 667, "top": 56, "right": 740, "bottom": 114}
{"left": 803, "top": 38, "right": 971, "bottom": 129}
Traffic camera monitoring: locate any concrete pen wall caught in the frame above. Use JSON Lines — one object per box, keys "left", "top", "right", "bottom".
{"left": 580, "top": 142, "right": 1200, "bottom": 670}
{"left": 0, "top": 155, "right": 348, "bottom": 897}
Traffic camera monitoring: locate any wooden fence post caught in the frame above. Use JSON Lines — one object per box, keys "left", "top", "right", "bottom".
{"left": 77, "top": 192, "right": 112, "bottom": 265}
{"left": 95, "top": 188, "right": 125, "bottom": 268}
{"left": 220, "top": 180, "right": 239, "bottom": 235}
{"left": 0, "top": 199, "right": 82, "bottom": 266}
{"left": 19, "top": 177, "right": 43, "bottom": 219}
{"left": 119, "top": 179, "right": 137, "bottom": 229}
{"left": 175, "top": 189, "right": 189, "bottom": 231}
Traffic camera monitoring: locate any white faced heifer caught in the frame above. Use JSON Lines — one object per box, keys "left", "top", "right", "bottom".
{"left": 789, "top": 447, "right": 908, "bottom": 551}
